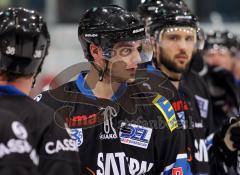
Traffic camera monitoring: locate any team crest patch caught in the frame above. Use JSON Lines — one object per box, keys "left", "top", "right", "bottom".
{"left": 69, "top": 128, "right": 83, "bottom": 147}
{"left": 152, "top": 94, "right": 178, "bottom": 131}
{"left": 119, "top": 122, "right": 152, "bottom": 149}
{"left": 195, "top": 95, "right": 209, "bottom": 118}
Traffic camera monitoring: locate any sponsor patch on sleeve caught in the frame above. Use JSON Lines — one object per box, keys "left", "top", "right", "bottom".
{"left": 152, "top": 94, "right": 178, "bottom": 132}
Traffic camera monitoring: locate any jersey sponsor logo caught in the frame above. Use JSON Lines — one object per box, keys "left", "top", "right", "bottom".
{"left": 69, "top": 128, "right": 83, "bottom": 147}
{"left": 0, "top": 121, "right": 39, "bottom": 165}
{"left": 12, "top": 121, "right": 28, "bottom": 140}
{"left": 99, "top": 118, "right": 117, "bottom": 140}
{"left": 194, "top": 122, "right": 203, "bottom": 128}
{"left": 66, "top": 113, "right": 98, "bottom": 127}
{"left": 99, "top": 132, "right": 117, "bottom": 140}
{"left": 152, "top": 94, "right": 178, "bottom": 131}
{"left": 119, "top": 122, "right": 152, "bottom": 149}
{"left": 0, "top": 139, "right": 39, "bottom": 165}
{"left": 34, "top": 94, "right": 43, "bottom": 102}
{"left": 97, "top": 152, "right": 154, "bottom": 175}
{"left": 99, "top": 106, "right": 118, "bottom": 140}
{"left": 194, "top": 139, "right": 209, "bottom": 162}
{"left": 45, "top": 139, "right": 78, "bottom": 154}
{"left": 195, "top": 95, "right": 209, "bottom": 118}
{"left": 172, "top": 100, "right": 189, "bottom": 112}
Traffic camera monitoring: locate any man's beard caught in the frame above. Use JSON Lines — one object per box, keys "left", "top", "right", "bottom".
{"left": 159, "top": 49, "right": 191, "bottom": 73}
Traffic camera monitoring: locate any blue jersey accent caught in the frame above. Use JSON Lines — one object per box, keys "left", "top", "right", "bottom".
{"left": 161, "top": 154, "right": 192, "bottom": 175}
{"left": 75, "top": 73, "right": 96, "bottom": 100}
{"left": 0, "top": 85, "right": 26, "bottom": 96}
{"left": 75, "top": 72, "right": 127, "bottom": 101}
{"left": 205, "top": 133, "right": 214, "bottom": 150}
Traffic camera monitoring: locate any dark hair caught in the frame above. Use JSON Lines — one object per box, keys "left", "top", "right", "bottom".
{"left": 0, "top": 71, "right": 33, "bottom": 82}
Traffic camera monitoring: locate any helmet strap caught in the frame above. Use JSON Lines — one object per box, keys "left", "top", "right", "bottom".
{"left": 91, "top": 60, "right": 109, "bottom": 81}
{"left": 31, "top": 59, "right": 45, "bottom": 88}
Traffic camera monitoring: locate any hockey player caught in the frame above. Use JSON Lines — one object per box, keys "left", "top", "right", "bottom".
{"left": 201, "top": 31, "right": 240, "bottom": 174}
{"left": 0, "top": 7, "right": 80, "bottom": 175}
{"left": 201, "top": 31, "right": 240, "bottom": 128}
{"left": 36, "top": 5, "right": 192, "bottom": 175}
{"left": 137, "top": 0, "right": 240, "bottom": 174}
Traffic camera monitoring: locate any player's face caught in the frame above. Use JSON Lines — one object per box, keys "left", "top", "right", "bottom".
{"left": 157, "top": 27, "right": 196, "bottom": 73}
{"left": 108, "top": 40, "right": 142, "bottom": 82}
{"left": 203, "top": 47, "right": 234, "bottom": 71}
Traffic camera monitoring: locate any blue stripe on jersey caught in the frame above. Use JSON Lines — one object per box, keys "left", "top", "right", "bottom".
{"left": 75, "top": 73, "right": 127, "bottom": 101}
{"left": 146, "top": 64, "right": 167, "bottom": 78}
{"left": 75, "top": 73, "right": 96, "bottom": 100}
{"left": 0, "top": 85, "right": 26, "bottom": 96}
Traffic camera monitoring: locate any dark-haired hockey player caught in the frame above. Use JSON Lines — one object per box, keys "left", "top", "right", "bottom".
{"left": 36, "top": 5, "right": 192, "bottom": 175}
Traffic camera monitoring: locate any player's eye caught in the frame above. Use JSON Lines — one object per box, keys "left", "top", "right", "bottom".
{"left": 119, "top": 48, "right": 132, "bottom": 57}
{"left": 167, "top": 35, "right": 180, "bottom": 41}
{"left": 186, "top": 36, "right": 194, "bottom": 42}
{"left": 137, "top": 45, "right": 143, "bottom": 53}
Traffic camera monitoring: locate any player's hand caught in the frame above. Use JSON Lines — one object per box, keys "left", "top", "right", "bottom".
{"left": 224, "top": 119, "right": 240, "bottom": 151}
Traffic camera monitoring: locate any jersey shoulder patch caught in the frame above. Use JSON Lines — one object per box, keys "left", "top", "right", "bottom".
{"left": 152, "top": 94, "right": 178, "bottom": 132}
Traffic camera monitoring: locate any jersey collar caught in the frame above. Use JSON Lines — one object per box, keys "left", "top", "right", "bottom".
{"left": 75, "top": 73, "right": 127, "bottom": 101}
{"left": 0, "top": 85, "right": 26, "bottom": 96}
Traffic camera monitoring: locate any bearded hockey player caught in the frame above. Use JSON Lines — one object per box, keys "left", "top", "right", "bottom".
{"left": 137, "top": 0, "right": 240, "bottom": 174}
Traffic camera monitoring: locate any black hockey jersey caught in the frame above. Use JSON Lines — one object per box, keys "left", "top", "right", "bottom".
{"left": 0, "top": 108, "right": 40, "bottom": 175}
{"left": 36, "top": 72, "right": 192, "bottom": 175}
{"left": 0, "top": 85, "right": 81, "bottom": 175}
{"left": 201, "top": 67, "right": 240, "bottom": 174}
{"left": 201, "top": 67, "right": 240, "bottom": 129}
{"left": 142, "top": 65, "right": 216, "bottom": 175}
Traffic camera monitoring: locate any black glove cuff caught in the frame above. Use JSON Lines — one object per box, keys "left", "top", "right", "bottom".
{"left": 212, "top": 131, "right": 237, "bottom": 166}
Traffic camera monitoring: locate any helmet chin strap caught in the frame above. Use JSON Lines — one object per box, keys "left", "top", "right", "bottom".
{"left": 91, "top": 60, "right": 109, "bottom": 81}
{"left": 31, "top": 60, "right": 45, "bottom": 88}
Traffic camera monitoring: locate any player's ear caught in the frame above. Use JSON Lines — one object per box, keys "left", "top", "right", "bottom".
{"left": 90, "top": 43, "right": 103, "bottom": 62}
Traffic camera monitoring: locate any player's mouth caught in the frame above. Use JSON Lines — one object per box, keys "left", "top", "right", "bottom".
{"left": 175, "top": 54, "right": 188, "bottom": 63}
{"left": 126, "top": 68, "right": 137, "bottom": 76}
